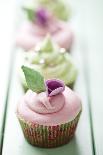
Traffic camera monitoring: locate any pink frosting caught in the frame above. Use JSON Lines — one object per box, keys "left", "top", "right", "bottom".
{"left": 24, "top": 91, "right": 65, "bottom": 114}
{"left": 16, "top": 87, "right": 82, "bottom": 126}
{"left": 16, "top": 21, "right": 73, "bottom": 51}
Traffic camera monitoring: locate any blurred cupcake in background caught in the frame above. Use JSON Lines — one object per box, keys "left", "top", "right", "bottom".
{"left": 16, "top": 66, "right": 82, "bottom": 148}
{"left": 20, "top": 35, "right": 77, "bottom": 91}
{"left": 16, "top": 0, "right": 74, "bottom": 51}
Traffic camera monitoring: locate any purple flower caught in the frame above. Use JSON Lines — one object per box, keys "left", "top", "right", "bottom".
{"left": 36, "top": 8, "right": 48, "bottom": 26}
{"left": 46, "top": 79, "right": 65, "bottom": 97}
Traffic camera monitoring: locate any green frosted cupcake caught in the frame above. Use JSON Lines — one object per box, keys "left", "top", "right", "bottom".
{"left": 20, "top": 36, "right": 77, "bottom": 91}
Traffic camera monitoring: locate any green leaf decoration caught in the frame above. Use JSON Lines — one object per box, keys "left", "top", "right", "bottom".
{"left": 22, "top": 66, "right": 46, "bottom": 93}
{"left": 23, "top": 7, "right": 35, "bottom": 21}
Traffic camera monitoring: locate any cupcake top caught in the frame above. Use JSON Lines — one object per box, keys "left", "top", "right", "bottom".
{"left": 17, "top": 66, "right": 82, "bottom": 126}
{"left": 22, "top": 36, "right": 77, "bottom": 86}
{"left": 16, "top": 1, "right": 73, "bottom": 50}
{"left": 23, "top": 0, "right": 70, "bottom": 22}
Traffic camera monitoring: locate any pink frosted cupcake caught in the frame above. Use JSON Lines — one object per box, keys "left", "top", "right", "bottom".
{"left": 16, "top": 0, "right": 73, "bottom": 51}
{"left": 16, "top": 66, "right": 82, "bottom": 148}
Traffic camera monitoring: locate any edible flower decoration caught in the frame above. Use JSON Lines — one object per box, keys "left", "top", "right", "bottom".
{"left": 23, "top": 7, "right": 50, "bottom": 26}
{"left": 22, "top": 66, "right": 65, "bottom": 97}
{"left": 36, "top": 8, "right": 49, "bottom": 26}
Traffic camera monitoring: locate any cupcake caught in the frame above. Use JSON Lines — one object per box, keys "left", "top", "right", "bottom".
{"left": 16, "top": 0, "right": 73, "bottom": 51}
{"left": 20, "top": 36, "right": 77, "bottom": 91}
{"left": 16, "top": 66, "right": 82, "bottom": 148}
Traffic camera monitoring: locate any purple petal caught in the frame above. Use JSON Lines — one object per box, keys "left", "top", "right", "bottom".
{"left": 46, "top": 79, "right": 65, "bottom": 97}
{"left": 36, "top": 8, "right": 48, "bottom": 26}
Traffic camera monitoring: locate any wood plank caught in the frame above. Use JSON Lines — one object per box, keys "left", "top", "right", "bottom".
{"left": 0, "top": 1, "right": 16, "bottom": 150}
{"left": 82, "top": 0, "right": 103, "bottom": 154}
{"left": 2, "top": 0, "right": 93, "bottom": 155}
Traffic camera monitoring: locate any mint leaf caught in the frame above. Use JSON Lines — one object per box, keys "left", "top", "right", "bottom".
{"left": 22, "top": 66, "right": 46, "bottom": 93}
{"left": 23, "top": 7, "right": 35, "bottom": 21}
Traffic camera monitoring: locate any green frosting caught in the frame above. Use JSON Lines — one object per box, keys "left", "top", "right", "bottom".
{"left": 21, "top": 36, "right": 77, "bottom": 90}
{"left": 23, "top": 0, "right": 70, "bottom": 21}
{"left": 40, "top": 35, "right": 55, "bottom": 52}
{"left": 38, "top": 0, "right": 70, "bottom": 21}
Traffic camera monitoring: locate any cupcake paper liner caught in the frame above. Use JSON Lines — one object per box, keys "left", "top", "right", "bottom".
{"left": 17, "top": 111, "right": 81, "bottom": 148}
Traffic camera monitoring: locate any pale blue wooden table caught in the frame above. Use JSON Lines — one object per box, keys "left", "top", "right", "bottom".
{"left": 0, "top": 0, "right": 103, "bottom": 155}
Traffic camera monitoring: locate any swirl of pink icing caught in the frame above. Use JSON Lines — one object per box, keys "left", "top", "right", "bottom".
{"left": 24, "top": 90, "right": 65, "bottom": 114}
{"left": 17, "top": 87, "right": 82, "bottom": 126}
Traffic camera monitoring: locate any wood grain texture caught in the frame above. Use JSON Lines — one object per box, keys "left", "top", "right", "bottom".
{"left": 82, "top": 0, "right": 103, "bottom": 155}
{"left": 0, "top": 1, "right": 16, "bottom": 150}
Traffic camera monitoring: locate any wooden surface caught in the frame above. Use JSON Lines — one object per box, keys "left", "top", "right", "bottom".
{"left": 83, "top": 1, "right": 103, "bottom": 155}
{"left": 0, "top": 0, "right": 103, "bottom": 155}
{"left": 0, "top": 1, "right": 16, "bottom": 151}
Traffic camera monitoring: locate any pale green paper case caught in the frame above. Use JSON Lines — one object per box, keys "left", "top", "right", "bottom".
{"left": 17, "top": 111, "right": 81, "bottom": 148}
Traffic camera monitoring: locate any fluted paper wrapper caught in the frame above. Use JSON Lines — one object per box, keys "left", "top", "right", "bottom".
{"left": 17, "top": 111, "right": 81, "bottom": 148}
